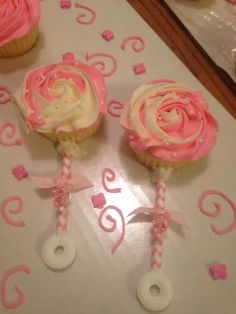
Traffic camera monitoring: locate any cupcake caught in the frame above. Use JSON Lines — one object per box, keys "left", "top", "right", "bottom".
{"left": 121, "top": 80, "right": 218, "bottom": 169}
{"left": 13, "top": 53, "right": 107, "bottom": 151}
{"left": 0, "top": 0, "right": 40, "bottom": 58}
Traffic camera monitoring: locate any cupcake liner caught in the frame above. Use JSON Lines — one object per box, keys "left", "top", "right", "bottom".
{"left": 0, "top": 25, "right": 39, "bottom": 58}
{"left": 42, "top": 116, "right": 102, "bottom": 144}
{"left": 136, "top": 151, "right": 187, "bottom": 170}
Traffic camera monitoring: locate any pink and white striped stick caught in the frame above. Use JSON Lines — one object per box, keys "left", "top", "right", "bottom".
{"left": 53, "top": 154, "right": 72, "bottom": 233}
{"left": 61, "top": 154, "right": 71, "bottom": 179}
{"left": 150, "top": 181, "right": 168, "bottom": 269}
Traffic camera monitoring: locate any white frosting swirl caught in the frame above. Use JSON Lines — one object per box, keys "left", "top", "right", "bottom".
{"left": 121, "top": 80, "right": 218, "bottom": 163}
{"left": 14, "top": 57, "right": 106, "bottom": 134}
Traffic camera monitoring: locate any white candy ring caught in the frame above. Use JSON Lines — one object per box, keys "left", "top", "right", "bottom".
{"left": 41, "top": 233, "right": 77, "bottom": 270}
{"left": 137, "top": 270, "right": 173, "bottom": 312}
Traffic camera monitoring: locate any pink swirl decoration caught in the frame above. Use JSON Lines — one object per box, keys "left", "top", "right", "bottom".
{"left": 102, "top": 168, "right": 121, "bottom": 193}
{"left": 1, "top": 195, "right": 26, "bottom": 227}
{"left": 98, "top": 205, "right": 125, "bottom": 254}
{"left": 198, "top": 190, "right": 236, "bottom": 235}
{"left": 85, "top": 52, "right": 117, "bottom": 77}
{"left": 121, "top": 36, "right": 145, "bottom": 52}
{"left": 0, "top": 123, "right": 23, "bottom": 147}
{"left": 75, "top": 2, "right": 96, "bottom": 25}
{"left": 1, "top": 265, "right": 31, "bottom": 309}
{"left": 107, "top": 99, "right": 125, "bottom": 118}
{"left": 0, "top": 85, "right": 11, "bottom": 105}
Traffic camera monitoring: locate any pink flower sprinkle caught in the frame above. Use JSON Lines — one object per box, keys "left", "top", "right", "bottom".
{"left": 60, "top": 0, "right": 71, "bottom": 9}
{"left": 91, "top": 193, "right": 106, "bottom": 209}
{"left": 209, "top": 263, "right": 228, "bottom": 280}
{"left": 133, "top": 63, "right": 146, "bottom": 75}
{"left": 101, "top": 30, "right": 114, "bottom": 41}
{"left": 12, "top": 165, "right": 28, "bottom": 181}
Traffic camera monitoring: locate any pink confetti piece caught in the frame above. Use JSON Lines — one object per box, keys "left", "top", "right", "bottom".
{"left": 75, "top": 3, "right": 96, "bottom": 25}
{"left": 121, "top": 36, "right": 145, "bottom": 52}
{"left": 98, "top": 205, "right": 125, "bottom": 254}
{"left": 133, "top": 63, "right": 146, "bottom": 75}
{"left": 102, "top": 168, "right": 121, "bottom": 193}
{"left": 1, "top": 265, "right": 31, "bottom": 309}
{"left": 209, "top": 263, "right": 228, "bottom": 280}
{"left": 101, "top": 30, "right": 114, "bottom": 41}
{"left": 91, "top": 192, "right": 106, "bottom": 209}
{"left": 1, "top": 195, "right": 26, "bottom": 227}
{"left": 85, "top": 52, "right": 118, "bottom": 77}
{"left": 12, "top": 164, "right": 28, "bottom": 181}
{"left": 60, "top": 0, "right": 71, "bottom": 9}
{"left": 107, "top": 99, "right": 125, "bottom": 117}
{"left": 198, "top": 190, "right": 236, "bottom": 235}
{"left": 0, "top": 123, "right": 23, "bottom": 147}
{"left": 62, "top": 52, "right": 76, "bottom": 64}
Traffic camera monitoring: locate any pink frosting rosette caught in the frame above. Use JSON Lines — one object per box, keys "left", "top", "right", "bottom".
{"left": 14, "top": 53, "right": 107, "bottom": 135}
{"left": 0, "top": 0, "right": 40, "bottom": 47}
{"left": 121, "top": 80, "right": 219, "bottom": 163}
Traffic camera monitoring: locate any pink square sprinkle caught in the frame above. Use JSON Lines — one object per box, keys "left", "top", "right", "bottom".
{"left": 91, "top": 193, "right": 106, "bottom": 209}
{"left": 209, "top": 263, "right": 228, "bottom": 280}
{"left": 60, "top": 0, "right": 72, "bottom": 9}
{"left": 62, "top": 52, "right": 75, "bottom": 64}
{"left": 101, "top": 30, "right": 114, "bottom": 41}
{"left": 133, "top": 63, "right": 146, "bottom": 75}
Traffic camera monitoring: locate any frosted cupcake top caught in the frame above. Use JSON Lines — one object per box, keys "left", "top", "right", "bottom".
{"left": 0, "top": 0, "right": 40, "bottom": 47}
{"left": 14, "top": 53, "right": 107, "bottom": 134}
{"left": 121, "top": 80, "right": 219, "bottom": 163}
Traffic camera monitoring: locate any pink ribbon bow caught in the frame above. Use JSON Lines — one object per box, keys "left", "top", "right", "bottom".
{"left": 31, "top": 175, "right": 93, "bottom": 191}
{"left": 129, "top": 206, "right": 187, "bottom": 231}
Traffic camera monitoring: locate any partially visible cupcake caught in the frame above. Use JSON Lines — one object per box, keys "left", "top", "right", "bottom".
{"left": 121, "top": 79, "right": 218, "bottom": 169}
{"left": 0, "top": 0, "right": 40, "bottom": 58}
{"left": 13, "top": 53, "right": 107, "bottom": 150}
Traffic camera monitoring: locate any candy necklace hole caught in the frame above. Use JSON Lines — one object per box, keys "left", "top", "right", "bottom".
{"left": 54, "top": 245, "right": 65, "bottom": 255}
{"left": 150, "top": 284, "right": 160, "bottom": 297}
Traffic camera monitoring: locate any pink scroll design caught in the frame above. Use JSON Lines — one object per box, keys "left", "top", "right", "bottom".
{"left": 1, "top": 265, "right": 31, "bottom": 309}
{"left": 98, "top": 205, "right": 125, "bottom": 254}
{"left": 0, "top": 85, "right": 11, "bottom": 105}
{"left": 107, "top": 99, "right": 125, "bottom": 118}
{"left": 75, "top": 3, "right": 96, "bottom": 25}
{"left": 0, "top": 123, "right": 23, "bottom": 147}
{"left": 1, "top": 195, "right": 26, "bottom": 227}
{"left": 85, "top": 52, "right": 118, "bottom": 77}
{"left": 102, "top": 168, "right": 121, "bottom": 193}
{"left": 198, "top": 190, "right": 236, "bottom": 235}
{"left": 121, "top": 36, "right": 145, "bottom": 52}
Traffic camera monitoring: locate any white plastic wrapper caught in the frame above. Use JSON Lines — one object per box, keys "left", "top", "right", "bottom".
{"left": 165, "top": 0, "right": 236, "bottom": 83}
